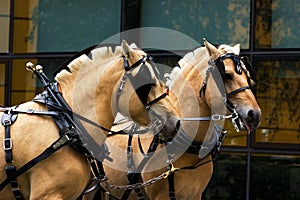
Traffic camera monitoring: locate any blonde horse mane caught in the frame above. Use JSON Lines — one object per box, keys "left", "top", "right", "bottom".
{"left": 55, "top": 43, "right": 138, "bottom": 84}
{"left": 166, "top": 46, "right": 207, "bottom": 88}
{"left": 166, "top": 43, "right": 241, "bottom": 88}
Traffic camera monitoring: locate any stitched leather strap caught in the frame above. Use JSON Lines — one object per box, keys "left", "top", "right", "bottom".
{"left": 1, "top": 108, "right": 24, "bottom": 199}
{"left": 5, "top": 165, "right": 25, "bottom": 200}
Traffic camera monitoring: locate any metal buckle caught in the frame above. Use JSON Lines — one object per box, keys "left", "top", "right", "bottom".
{"left": 3, "top": 118, "right": 12, "bottom": 126}
{"left": 211, "top": 114, "right": 224, "bottom": 121}
{"left": 231, "top": 112, "right": 240, "bottom": 132}
{"left": 3, "top": 138, "right": 12, "bottom": 150}
{"left": 26, "top": 108, "right": 34, "bottom": 114}
{"left": 52, "top": 134, "right": 71, "bottom": 150}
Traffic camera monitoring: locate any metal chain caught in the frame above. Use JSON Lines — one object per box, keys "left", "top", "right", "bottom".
{"left": 102, "top": 163, "right": 179, "bottom": 191}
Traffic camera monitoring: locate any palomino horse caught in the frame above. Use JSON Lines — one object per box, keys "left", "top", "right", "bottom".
{"left": 0, "top": 41, "right": 180, "bottom": 200}
{"left": 98, "top": 39, "right": 261, "bottom": 199}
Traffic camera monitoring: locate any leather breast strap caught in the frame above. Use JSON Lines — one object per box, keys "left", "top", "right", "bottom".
{"left": 1, "top": 107, "right": 25, "bottom": 200}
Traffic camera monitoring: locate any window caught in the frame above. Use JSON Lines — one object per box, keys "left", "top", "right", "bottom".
{"left": 13, "top": 0, "right": 121, "bottom": 53}
{"left": 0, "top": 0, "right": 10, "bottom": 53}
{"left": 255, "top": 0, "right": 300, "bottom": 49}
{"left": 255, "top": 57, "right": 300, "bottom": 146}
{"left": 203, "top": 153, "right": 247, "bottom": 199}
{"left": 251, "top": 154, "right": 300, "bottom": 199}
{"left": 141, "top": 0, "right": 250, "bottom": 49}
{"left": 0, "top": 62, "right": 6, "bottom": 104}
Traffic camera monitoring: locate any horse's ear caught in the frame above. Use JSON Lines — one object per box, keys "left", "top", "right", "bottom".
{"left": 232, "top": 44, "right": 240, "bottom": 55}
{"left": 203, "top": 38, "right": 219, "bottom": 60}
{"left": 122, "top": 40, "right": 132, "bottom": 57}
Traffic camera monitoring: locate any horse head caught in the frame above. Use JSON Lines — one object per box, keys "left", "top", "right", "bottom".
{"left": 203, "top": 39, "right": 261, "bottom": 132}
{"left": 117, "top": 40, "right": 180, "bottom": 135}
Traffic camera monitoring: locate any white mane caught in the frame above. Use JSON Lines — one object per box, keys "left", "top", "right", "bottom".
{"left": 165, "top": 46, "right": 207, "bottom": 88}
{"left": 218, "top": 44, "right": 240, "bottom": 55}
{"left": 165, "top": 43, "right": 241, "bottom": 88}
{"left": 55, "top": 43, "right": 137, "bottom": 83}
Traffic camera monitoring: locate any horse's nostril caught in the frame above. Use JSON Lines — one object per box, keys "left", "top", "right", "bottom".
{"left": 248, "top": 110, "right": 255, "bottom": 121}
{"left": 247, "top": 109, "right": 261, "bottom": 122}
{"left": 176, "top": 120, "right": 181, "bottom": 130}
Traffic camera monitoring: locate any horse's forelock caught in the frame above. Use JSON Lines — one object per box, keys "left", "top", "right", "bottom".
{"left": 218, "top": 44, "right": 240, "bottom": 55}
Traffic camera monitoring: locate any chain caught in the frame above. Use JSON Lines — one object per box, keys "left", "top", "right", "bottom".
{"left": 102, "top": 163, "right": 179, "bottom": 191}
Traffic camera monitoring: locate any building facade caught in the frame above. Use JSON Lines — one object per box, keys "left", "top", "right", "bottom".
{"left": 0, "top": 0, "right": 299, "bottom": 199}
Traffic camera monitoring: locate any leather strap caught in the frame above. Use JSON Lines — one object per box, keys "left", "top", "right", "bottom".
{"left": 4, "top": 165, "right": 24, "bottom": 200}
{"left": 0, "top": 130, "right": 75, "bottom": 191}
{"left": 168, "top": 172, "right": 176, "bottom": 200}
{"left": 121, "top": 134, "right": 160, "bottom": 200}
{"left": 1, "top": 108, "right": 24, "bottom": 199}
{"left": 2, "top": 111, "right": 17, "bottom": 163}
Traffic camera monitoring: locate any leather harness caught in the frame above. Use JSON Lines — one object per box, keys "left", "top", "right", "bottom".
{"left": 101, "top": 53, "right": 255, "bottom": 200}
{"left": 0, "top": 54, "right": 167, "bottom": 199}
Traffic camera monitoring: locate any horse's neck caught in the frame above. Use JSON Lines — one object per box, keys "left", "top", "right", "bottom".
{"left": 57, "top": 59, "right": 123, "bottom": 134}
{"left": 170, "top": 50, "right": 212, "bottom": 142}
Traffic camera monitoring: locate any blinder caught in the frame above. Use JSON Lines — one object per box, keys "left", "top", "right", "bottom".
{"left": 130, "top": 64, "right": 157, "bottom": 105}
{"left": 118, "top": 55, "right": 163, "bottom": 110}
{"left": 214, "top": 53, "right": 256, "bottom": 93}
{"left": 215, "top": 53, "right": 243, "bottom": 77}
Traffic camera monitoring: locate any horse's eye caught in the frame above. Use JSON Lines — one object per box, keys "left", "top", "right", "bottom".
{"left": 224, "top": 73, "right": 233, "bottom": 80}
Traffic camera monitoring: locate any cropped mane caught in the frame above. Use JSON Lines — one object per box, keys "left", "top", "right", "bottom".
{"left": 218, "top": 44, "right": 240, "bottom": 55}
{"left": 165, "top": 43, "right": 239, "bottom": 88}
{"left": 54, "top": 43, "right": 137, "bottom": 83}
{"left": 166, "top": 46, "right": 207, "bottom": 88}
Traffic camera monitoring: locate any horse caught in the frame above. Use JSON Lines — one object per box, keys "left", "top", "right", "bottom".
{"left": 0, "top": 40, "right": 181, "bottom": 200}
{"left": 98, "top": 39, "right": 261, "bottom": 200}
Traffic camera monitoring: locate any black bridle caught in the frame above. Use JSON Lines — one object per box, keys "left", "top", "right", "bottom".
{"left": 116, "top": 55, "right": 167, "bottom": 112}
{"left": 198, "top": 53, "right": 255, "bottom": 131}
{"left": 200, "top": 53, "right": 254, "bottom": 97}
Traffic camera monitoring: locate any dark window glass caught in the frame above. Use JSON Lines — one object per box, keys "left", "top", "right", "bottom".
{"left": 251, "top": 154, "right": 300, "bottom": 200}
{"left": 151, "top": 55, "right": 180, "bottom": 80}
{"left": 203, "top": 153, "right": 247, "bottom": 200}
{"left": 255, "top": 0, "right": 300, "bottom": 49}
{"left": 0, "top": 0, "right": 10, "bottom": 52}
{"left": 255, "top": 57, "right": 300, "bottom": 145}
{"left": 13, "top": 0, "right": 121, "bottom": 53}
{"left": 0, "top": 63, "right": 6, "bottom": 104}
{"left": 141, "top": 0, "right": 250, "bottom": 49}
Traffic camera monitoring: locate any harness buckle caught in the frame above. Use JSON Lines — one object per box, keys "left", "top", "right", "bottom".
{"left": 26, "top": 108, "right": 34, "bottom": 114}
{"left": 231, "top": 112, "right": 240, "bottom": 132}
{"left": 3, "top": 138, "right": 12, "bottom": 150}
{"left": 211, "top": 114, "right": 224, "bottom": 121}
{"left": 3, "top": 119, "right": 12, "bottom": 126}
{"left": 52, "top": 134, "right": 71, "bottom": 150}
